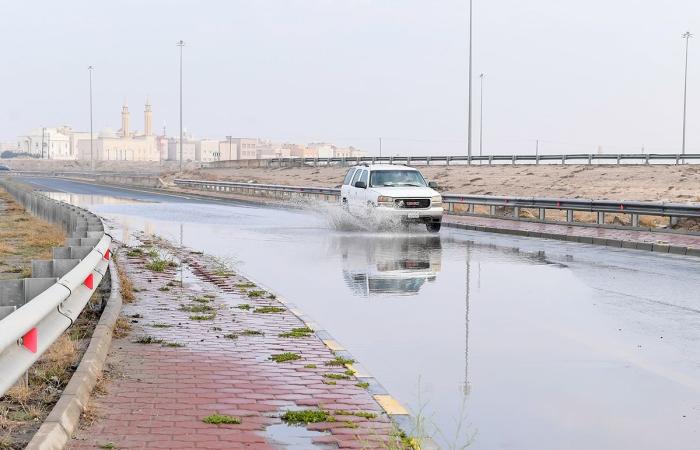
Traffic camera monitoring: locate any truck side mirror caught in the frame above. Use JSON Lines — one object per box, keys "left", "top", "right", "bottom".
{"left": 354, "top": 181, "right": 367, "bottom": 189}
{"left": 428, "top": 181, "right": 438, "bottom": 189}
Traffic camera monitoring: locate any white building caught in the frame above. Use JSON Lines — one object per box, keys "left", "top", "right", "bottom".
{"left": 196, "top": 139, "right": 220, "bottom": 162}
{"left": 167, "top": 138, "right": 197, "bottom": 162}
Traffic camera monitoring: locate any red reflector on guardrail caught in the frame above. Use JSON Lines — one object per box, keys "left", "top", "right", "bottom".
{"left": 84, "top": 274, "right": 94, "bottom": 289}
{"left": 104, "top": 249, "right": 111, "bottom": 260}
{"left": 22, "top": 328, "right": 37, "bottom": 353}
{"left": 620, "top": 204, "right": 624, "bottom": 210}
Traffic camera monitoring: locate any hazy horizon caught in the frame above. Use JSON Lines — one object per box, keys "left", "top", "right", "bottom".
{"left": 1, "top": 0, "right": 699, "bottom": 156}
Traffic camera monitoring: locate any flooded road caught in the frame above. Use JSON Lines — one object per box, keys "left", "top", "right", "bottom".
{"left": 23, "top": 178, "right": 700, "bottom": 450}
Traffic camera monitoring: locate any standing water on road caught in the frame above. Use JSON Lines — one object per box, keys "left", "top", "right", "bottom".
{"left": 31, "top": 178, "right": 700, "bottom": 450}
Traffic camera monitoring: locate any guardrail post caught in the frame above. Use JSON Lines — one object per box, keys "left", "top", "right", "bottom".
{"left": 427, "top": 156, "right": 431, "bottom": 166}
{"left": 446, "top": 156, "right": 451, "bottom": 166}
{"left": 676, "top": 154, "right": 680, "bottom": 165}
{"left": 535, "top": 154, "right": 540, "bottom": 165}
{"left": 588, "top": 155, "right": 592, "bottom": 165}
{"left": 407, "top": 156, "right": 411, "bottom": 166}
{"left": 561, "top": 155, "right": 566, "bottom": 165}
{"left": 538, "top": 208, "right": 545, "bottom": 220}
{"left": 617, "top": 155, "right": 621, "bottom": 165}
{"left": 488, "top": 155, "right": 493, "bottom": 166}
{"left": 632, "top": 214, "right": 640, "bottom": 227}
{"left": 670, "top": 216, "right": 678, "bottom": 227}
{"left": 645, "top": 154, "right": 650, "bottom": 165}
{"left": 489, "top": 205, "right": 495, "bottom": 216}
{"left": 566, "top": 209, "right": 573, "bottom": 223}
{"left": 597, "top": 212, "right": 605, "bottom": 225}
{"left": 513, "top": 206, "right": 520, "bottom": 220}
{"left": 511, "top": 155, "right": 516, "bottom": 166}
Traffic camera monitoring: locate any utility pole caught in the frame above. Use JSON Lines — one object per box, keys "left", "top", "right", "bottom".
{"left": 177, "top": 40, "right": 185, "bottom": 171}
{"left": 88, "top": 66, "right": 94, "bottom": 170}
{"left": 41, "top": 127, "right": 45, "bottom": 159}
{"left": 682, "top": 31, "right": 693, "bottom": 156}
{"left": 479, "top": 73, "right": 485, "bottom": 158}
{"left": 535, "top": 139, "right": 539, "bottom": 157}
{"left": 467, "top": 0, "right": 473, "bottom": 164}
{"left": 379, "top": 137, "right": 382, "bottom": 158}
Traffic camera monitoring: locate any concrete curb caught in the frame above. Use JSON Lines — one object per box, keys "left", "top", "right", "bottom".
{"left": 442, "top": 220, "right": 700, "bottom": 257}
{"left": 26, "top": 256, "right": 122, "bottom": 450}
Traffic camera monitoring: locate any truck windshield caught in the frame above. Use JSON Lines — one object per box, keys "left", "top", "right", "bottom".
{"left": 370, "top": 170, "right": 426, "bottom": 187}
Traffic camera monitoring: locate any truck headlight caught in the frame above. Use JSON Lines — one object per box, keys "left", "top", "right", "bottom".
{"left": 431, "top": 195, "right": 442, "bottom": 206}
{"left": 377, "top": 196, "right": 394, "bottom": 207}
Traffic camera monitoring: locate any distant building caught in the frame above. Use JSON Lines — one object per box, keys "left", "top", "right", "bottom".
{"left": 19, "top": 127, "right": 73, "bottom": 160}
{"left": 75, "top": 100, "right": 160, "bottom": 161}
{"left": 167, "top": 138, "right": 197, "bottom": 162}
{"left": 196, "top": 139, "right": 220, "bottom": 162}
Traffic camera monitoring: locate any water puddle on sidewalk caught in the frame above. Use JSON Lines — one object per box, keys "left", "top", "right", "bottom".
{"left": 261, "top": 423, "right": 332, "bottom": 449}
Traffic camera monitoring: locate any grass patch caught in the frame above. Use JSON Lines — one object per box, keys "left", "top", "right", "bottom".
{"left": 190, "top": 313, "right": 216, "bottom": 321}
{"left": 254, "top": 306, "right": 285, "bottom": 314}
{"left": 326, "top": 356, "right": 355, "bottom": 367}
{"left": 157, "top": 286, "right": 170, "bottom": 292}
{"left": 202, "top": 413, "right": 241, "bottom": 425}
{"left": 281, "top": 409, "right": 329, "bottom": 424}
{"left": 240, "top": 329, "right": 264, "bottom": 336}
{"left": 180, "top": 304, "right": 214, "bottom": 313}
{"left": 134, "top": 336, "right": 163, "bottom": 344}
{"left": 324, "top": 373, "right": 351, "bottom": 380}
{"left": 247, "top": 290, "right": 266, "bottom": 298}
{"left": 355, "top": 381, "right": 369, "bottom": 389}
{"left": 267, "top": 293, "right": 277, "bottom": 299}
{"left": 270, "top": 352, "right": 301, "bottom": 363}
{"left": 279, "top": 327, "right": 314, "bottom": 338}
{"left": 163, "top": 342, "right": 184, "bottom": 348}
{"left": 334, "top": 410, "right": 377, "bottom": 419}
{"left": 126, "top": 248, "right": 143, "bottom": 257}
{"left": 224, "top": 334, "right": 238, "bottom": 340}
{"left": 150, "top": 323, "right": 172, "bottom": 328}
{"left": 304, "top": 364, "right": 317, "bottom": 369}
{"left": 99, "top": 443, "right": 117, "bottom": 449}
{"left": 236, "top": 304, "right": 251, "bottom": 310}
{"left": 235, "top": 282, "right": 256, "bottom": 288}
{"left": 145, "top": 258, "right": 173, "bottom": 272}
{"left": 192, "top": 296, "right": 210, "bottom": 303}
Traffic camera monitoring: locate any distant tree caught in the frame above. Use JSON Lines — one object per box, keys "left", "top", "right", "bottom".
{"left": 1, "top": 151, "right": 38, "bottom": 159}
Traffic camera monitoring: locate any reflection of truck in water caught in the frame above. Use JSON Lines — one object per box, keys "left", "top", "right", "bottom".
{"left": 335, "top": 234, "right": 442, "bottom": 297}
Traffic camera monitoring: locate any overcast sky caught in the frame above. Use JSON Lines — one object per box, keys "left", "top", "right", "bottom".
{"left": 1, "top": 0, "right": 698, "bottom": 155}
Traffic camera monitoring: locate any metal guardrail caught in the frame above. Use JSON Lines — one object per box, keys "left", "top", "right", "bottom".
{"left": 173, "top": 178, "right": 700, "bottom": 230}
{"left": 0, "top": 179, "right": 112, "bottom": 396}
{"left": 206, "top": 152, "right": 700, "bottom": 168}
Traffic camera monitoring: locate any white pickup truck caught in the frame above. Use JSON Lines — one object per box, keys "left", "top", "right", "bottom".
{"left": 339, "top": 164, "right": 444, "bottom": 232}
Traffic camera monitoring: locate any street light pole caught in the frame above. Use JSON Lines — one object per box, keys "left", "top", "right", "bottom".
{"left": 379, "top": 137, "right": 382, "bottom": 158}
{"left": 88, "top": 66, "right": 94, "bottom": 170}
{"left": 177, "top": 40, "right": 185, "bottom": 171}
{"left": 681, "top": 31, "right": 693, "bottom": 156}
{"left": 479, "top": 73, "right": 485, "bottom": 158}
{"left": 467, "top": 0, "right": 473, "bottom": 164}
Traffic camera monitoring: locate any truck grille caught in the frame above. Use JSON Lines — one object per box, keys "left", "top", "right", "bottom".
{"left": 395, "top": 198, "right": 430, "bottom": 209}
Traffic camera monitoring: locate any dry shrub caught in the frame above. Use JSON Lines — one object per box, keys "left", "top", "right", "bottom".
{"left": 113, "top": 317, "right": 132, "bottom": 339}
{"left": 33, "top": 335, "right": 77, "bottom": 386}
{"left": 117, "top": 263, "right": 135, "bottom": 303}
{"left": 0, "top": 242, "right": 16, "bottom": 255}
{"left": 3, "top": 386, "right": 30, "bottom": 406}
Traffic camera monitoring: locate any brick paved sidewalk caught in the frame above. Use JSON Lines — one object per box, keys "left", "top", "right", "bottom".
{"left": 444, "top": 215, "right": 700, "bottom": 256}
{"left": 69, "top": 235, "right": 406, "bottom": 450}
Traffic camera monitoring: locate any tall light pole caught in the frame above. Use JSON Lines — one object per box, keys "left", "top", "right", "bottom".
{"left": 681, "top": 31, "right": 693, "bottom": 156}
{"left": 379, "top": 137, "right": 382, "bottom": 158}
{"left": 177, "top": 40, "right": 185, "bottom": 171}
{"left": 88, "top": 66, "right": 94, "bottom": 170}
{"left": 479, "top": 73, "right": 485, "bottom": 158}
{"left": 467, "top": 0, "right": 473, "bottom": 164}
